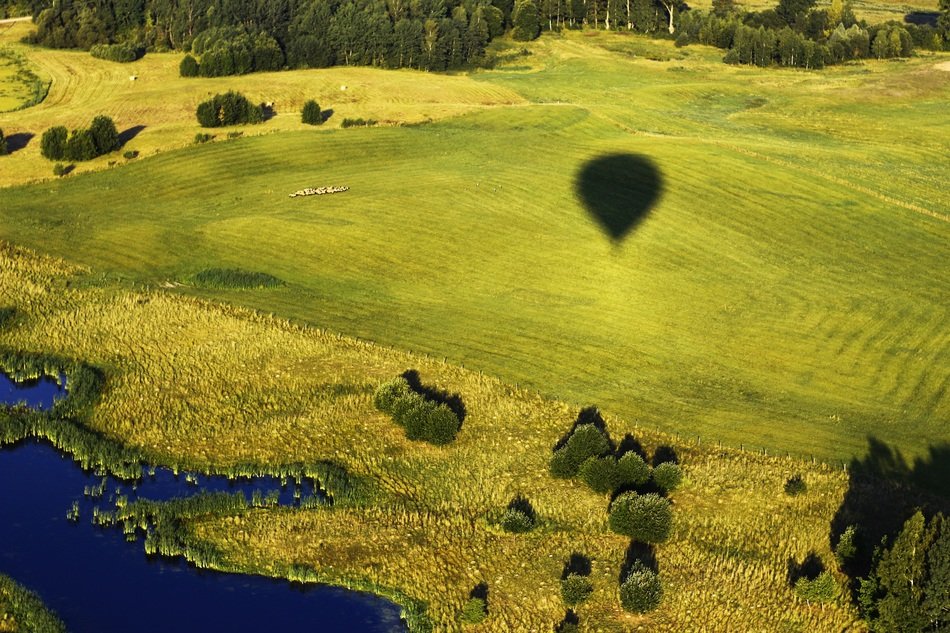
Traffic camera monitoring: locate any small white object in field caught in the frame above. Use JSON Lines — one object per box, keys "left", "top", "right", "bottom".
{"left": 340, "top": 85, "right": 347, "bottom": 90}
{"left": 129, "top": 75, "right": 137, "bottom": 81}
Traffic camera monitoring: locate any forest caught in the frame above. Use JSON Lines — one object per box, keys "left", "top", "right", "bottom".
{"left": 3, "top": 0, "right": 947, "bottom": 72}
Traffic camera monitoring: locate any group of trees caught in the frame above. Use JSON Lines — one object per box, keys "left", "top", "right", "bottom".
{"left": 90, "top": 42, "right": 143, "bottom": 62}
{"left": 373, "top": 374, "right": 462, "bottom": 445}
{"left": 548, "top": 411, "right": 681, "bottom": 615}
{"left": 674, "top": 0, "right": 946, "bottom": 68}
{"left": 40, "top": 115, "right": 120, "bottom": 162}
{"left": 857, "top": 511, "right": 948, "bottom": 631}
{"left": 195, "top": 91, "right": 264, "bottom": 127}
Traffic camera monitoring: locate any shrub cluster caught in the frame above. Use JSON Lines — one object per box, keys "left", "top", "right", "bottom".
{"left": 794, "top": 571, "right": 838, "bottom": 604}
{"left": 373, "top": 376, "right": 461, "bottom": 445}
{"left": 90, "top": 42, "right": 143, "bottom": 62}
{"left": 40, "top": 116, "right": 120, "bottom": 162}
{"left": 549, "top": 424, "right": 612, "bottom": 478}
{"left": 784, "top": 473, "right": 807, "bottom": 496}
{"left": 608, "top": 492, "right": 673, "bottom": 543}
{"left": 340, "top": 117, "right": 378, "bottom": 128}
{"left": 196, "top": 91, "right": 264, "bottom": 128}
{"left": 188, "top": 268, "right": 284, "bottom": 289}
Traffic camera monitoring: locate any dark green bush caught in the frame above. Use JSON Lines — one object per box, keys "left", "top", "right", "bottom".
{"left": 302, "top": 99, "right": 322, "bottom": 125}
{"left": 652, "top": 462, "right": 683, "bottom": 493}
{"left": 52, "top": 163, "right": 71, "bottom": 177}
{"left": 834, "top": 525, "right": 858, "bottom": 569}
{"left": 617, "top": 452, "right": 651, "bottom": 486}
{"left": 608, "top": 492, "right": 673, "bottom": 543}
{"left": 64, "top": 129, "right": 97, "bottom": 161}
{"left": 560, "top": 574, "right": 593, "bottom": 606}
{"left": 41, "top": 126, "right": 68, "bottom": 160}
{"left": 123, "top": 150, "right": 138, "bottom": 159}
{"left": 196, "top": 91, "right": 264, "bottom": 128}
{"left": 179, "top": 54, "right": 200, "bottom": 77}
{"left": 340, "top": 117, "right": 377, "bottom": 128}
{"left": 785, "top": 474, "right": 807, "bottom": 496}
{"left": 373, "top": 378, "right": 412, "bottom": 414}
{"left": 89, "top": 115, "right": 120, "bottom": 155}
{"left": 579, "top": 456, "right": 620, "bottom": 495}
{"left": 460, "top": 597, "right": 487, "bottom": 624}
{"left": 500, "top": 508, "right": 534, "bottom": 533}
{"left": 194, "top": 133, "right": 214, "bottom": 144}
{"left": 619, "top": 561, "right": 662, "bottom": 613}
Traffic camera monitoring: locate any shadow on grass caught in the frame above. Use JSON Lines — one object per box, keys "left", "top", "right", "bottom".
{"left": 831, "top": 436, "right": 950, "bottom": 580}
{"left": 4, "top": 132, "right": 33, "bottom": 154}
{"left": 400, "top": 370, "right": 466, "bottom": 422}
{"left": 118, "top": 125, "right": 146, "bottom": 146}
{"left": 553, "top": 406, "right": 615, "bottom": 452}
{"left": 619, "top": 541, "right": 658, "bottom": 582}
{"left": 787, "top": 551, "right": 824, "bottom": 585}
{"left": 561, "top": 553, "right": 592, "bottom": 579}
{"left": 575, "top": 154, "right": 663, "bottom": 243}
{"left": 321, "top": 108, "right": 334, "bottom": 123}
{"left": 904, "top": 11, "right": 939, "bottom": 25}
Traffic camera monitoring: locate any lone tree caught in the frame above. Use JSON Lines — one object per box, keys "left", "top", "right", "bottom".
{"left": 180, "top": 54, "right": 200, "bottom": 77}
{"left": 301, "top": 99, "right": 322, "bottom": 125}
{"left": 609, "top": 492, "right": 673, "bottom": 543}
{"left": 41, "top": 126, "right": 68, "bottom": 160}
{"left": 89, "top": 115, "right": 120, "bottom": 155}
{"left": 561, "top": 574, "right": 593, "bottom": 606}
{"left": 619, "top": 561, "right": 662, "bottom": 613}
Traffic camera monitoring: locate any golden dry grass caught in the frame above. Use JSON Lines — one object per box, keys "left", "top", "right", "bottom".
{"left": 0, "top": 243, "right": 863, "bottom": 631}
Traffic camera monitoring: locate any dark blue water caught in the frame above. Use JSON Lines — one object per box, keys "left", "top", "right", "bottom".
{"left": 0, "top": 441, "right": 407, "bottom": 632}
{"left": 0, "top": 371, "right": 66, "bottom": 409}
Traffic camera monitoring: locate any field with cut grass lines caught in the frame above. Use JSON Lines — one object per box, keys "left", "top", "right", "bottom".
{"left": 1, "top": 30, "right": 947, "bottom": 462}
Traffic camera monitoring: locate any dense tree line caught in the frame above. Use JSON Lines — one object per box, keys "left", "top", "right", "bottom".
{"left": 90, "top": 41, "right": 144, "bottom": 62}
{"left": 40, "top": 115, "right": 120, "bottom": 161}
{"left": 16, "top": 0, "right": 506, "bottom": 72}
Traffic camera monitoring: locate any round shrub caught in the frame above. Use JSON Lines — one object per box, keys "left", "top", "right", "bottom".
{"left": 784, "top": 474, "right": 807, "bottom": 496}
{"left": 301, "top": 99, "right": 322, "bottom": 125}
{"left": 549, "top": 449, "right": 576, "bottom": 479}
{"left": 579, "top": 456, "right": 620, "bottom": 495}
{"left": 617, "top": 452, "right": 651, "bottom": 487}
{"left": 460, "top": 597, "right": 487, "bottom": 624}
{"left": 608, "top": 492, "right": 673, "bottom": 543}
{"left": 501, "top": 508, "right": 534, "bottom": 533}
{"left": 560, "top": 574, "right": 593, "bottom": 606}
{"left": 549, "top": 424, "right": 612, "bottom": 478}
{"left": 373, "top": 378, "right": 411, "bottom": 415}
{"left": 180, "top": 54, "right": 200, "bottom": 77}
{"left": 41, "top": 126, "right": 68, "bottom": 160}
{"left": 652, "top": 462, "right": 683, "bottom": 493}
{"left": 619, "top": 562, "right": 662, "bottom": 613}
{"left": 52, "top": 163, "right": 70, "bottom": 177}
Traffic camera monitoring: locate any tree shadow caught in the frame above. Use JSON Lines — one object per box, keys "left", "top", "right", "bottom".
{"left": 506, "top": 494, "right": 536, "bottom": 522}
{"left": 0, "top": 307, "right": 16, "bottom": 329}
{"left": 469, "top": 581, "right": 489, "bottom": 604}
{"left": 555, "top": 609, "right": 579, "bottom": 632}
{"left": 830, "top": 436, "right": 950, "bottom": 580}
{"left": 321, "top": 108, "right": 334, "bottom": 123}
{"left": 616, "top": 433, "right": 647, "bottom": 460}
{"left": 561, "top": 553, "right": 592, "bottom": 579}
{"left": 575, "top": 153, "right": 663, "bottom": 243}
{"left": 652, "top": 445, "right": 678, "bottom": 466}
{"left": 904, "top": 10, "right": 939, "bottom": 25}
{"left": 118, "top": 125, "right": 146, "bottom": 146}
{"left": 262, "top": 103, "right": 276, "bottom": 121}
{"left": 619, "top": 541, "right": 658, "bottom": 582}
{"left": 400, "top": 370, "right": 466, "bottom": 422}
{"left": 4, "top": 132, "right": 33, "bottom": 154}
{"left": 787, "top": 551, "right": 824, "bottom": 585}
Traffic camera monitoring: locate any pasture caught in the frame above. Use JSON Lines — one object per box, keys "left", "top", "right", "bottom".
{"left": 0, "top": 30, "right": 947, "bottom": 462}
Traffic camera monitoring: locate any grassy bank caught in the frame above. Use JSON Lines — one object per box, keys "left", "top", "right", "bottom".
{"left": 0, "top": 243, "right": 866, "bottom": 630}
{"left": 1, "top": 32, "right": 947, "bottom": 461}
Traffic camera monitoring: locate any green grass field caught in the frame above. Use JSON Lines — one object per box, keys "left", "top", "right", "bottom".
{"left": 1, "top": 31, "right": 947, "bottom": 462}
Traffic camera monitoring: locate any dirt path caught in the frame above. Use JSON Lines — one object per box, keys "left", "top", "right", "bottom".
{"left": 0, "top": 16, "right": 31, "bottom": 25}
